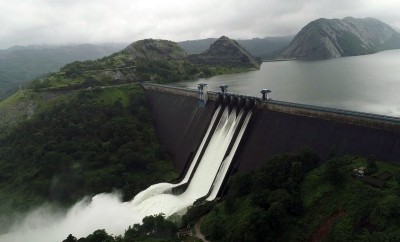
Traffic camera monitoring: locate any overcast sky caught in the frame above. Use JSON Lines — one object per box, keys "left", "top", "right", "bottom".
{"left": 1, "top": 0, "right": 400, "bottom": 49}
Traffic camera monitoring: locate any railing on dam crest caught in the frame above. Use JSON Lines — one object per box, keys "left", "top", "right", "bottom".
{"left": 142, "top": 83, "right": 400, "bottom": 132}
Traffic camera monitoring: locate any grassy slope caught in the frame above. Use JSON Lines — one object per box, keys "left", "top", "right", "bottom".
{"left": 0, "top": 91, "right": 38, "bottom": 137}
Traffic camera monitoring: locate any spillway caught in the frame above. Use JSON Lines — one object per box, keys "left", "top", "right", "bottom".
{"left": 207, "top": 109, "right": 252, "bottom": 200}
{"left": 131, "top": 106, "right": 222, "bottom": 206}
{"left": 132, "top": 101, "right": 253, "bottom": 217}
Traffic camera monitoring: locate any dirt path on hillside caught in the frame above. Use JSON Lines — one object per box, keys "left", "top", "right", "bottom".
{"left": 310, "top": 209, "right": 345, "bottom": 242}
{"left": 194, "top": 216, "right": 210, "bottom": 242}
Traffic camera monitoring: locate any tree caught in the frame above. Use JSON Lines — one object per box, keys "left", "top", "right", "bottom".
{"left": 182, "top": 201, "right": 215, "bottom": 226}
{"left": 327, "top": 145, "right": 337, "bottom": 160}
{"left": 224, "top": 195, "right": 236, "bottom": 214}
{"left": 324, "top": 158, "right": 346, "bottom": 185}
{"left": 124, "top": 224, "right": 141, "bottom": 240}
{"left": 225, "top": 208, "right": 269, "bottom": 242}
{"left": 300, "top": 146, "right": 320, "bottom": 172}
{"left": 366, "top": 157, "right": 378, "bottom": 175}
{"left": 288, "top": 191, "right": 304, "bottom": 215}
{"left": 268, "top": 189, "right": 291, "bottom": 207}
{"left": 291, "top": 162, "right": 304, "bottom": 183}
{"left": 251, "top": 189, "right": 271, "bottom": 209}
{"left": 209, "top": 217, "right": 225, "bottom": 240}
{"left": 267, "top": 202, "right": 287, "bottom": 232}
{"left": 62, "top": 234, "right": 77, "bottom": 242}
{"left": 228, "top": 173, "right": 253, "bottom": 196}
{"left": 83, "top": 229, "right": 115, "bottom": 242}
{"left": 141, "top": 214, "right": 177, "bottom": 238}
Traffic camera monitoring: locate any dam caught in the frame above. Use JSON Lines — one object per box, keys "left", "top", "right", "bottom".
{"left": 143, "top": 83, "right": 400, "bottom": 178}
{"left": 131, "top": 90, "right": 254, "bottom": 216}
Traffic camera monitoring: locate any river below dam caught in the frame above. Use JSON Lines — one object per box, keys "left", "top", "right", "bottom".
{"left": 173, "top": 49, "right": 400, "bottom": 117}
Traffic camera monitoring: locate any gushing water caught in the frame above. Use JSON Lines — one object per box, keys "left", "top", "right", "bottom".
{"left": 0, "top": 104, "right": 252, "bottom": 242}
{"left": 207, "top": 110, "right": 252, "bottom": 200}
{"left": 133, "top": 105, "right": 242, "bottom": 216}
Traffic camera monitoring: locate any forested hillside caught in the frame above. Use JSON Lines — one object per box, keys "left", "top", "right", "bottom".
{"left": 0, "top": 85, "right": 178, "bottom": 230}
{"left": 30, "top": 37, "right": 260, "bottom": 91}
{"left": 200, "top": 151, "right": 400, "bottom": 241}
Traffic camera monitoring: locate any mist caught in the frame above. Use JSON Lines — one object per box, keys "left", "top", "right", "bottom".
{"left": 0, "top": 193, "right": 142, "bottom": 242}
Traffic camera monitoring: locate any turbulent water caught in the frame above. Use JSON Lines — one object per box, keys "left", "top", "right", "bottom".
{"left": 207, "top": 109, "right": 252, "bottom": 200}
{"left": 0, "top": 194, "right": 142, "bottom": 242}
{"left": 0, "top": 104, "right": 251, "bottom": 242}
{"left": 134, "top": 105, "right": 247, "bottom": 216}
{"left": 173, "top": 49, "right": 400, "bottom": 117}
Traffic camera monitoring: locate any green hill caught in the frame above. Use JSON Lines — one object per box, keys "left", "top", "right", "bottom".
{"left": 0, "top": 44, "right": 125, "bottom": 100}
{"left": 178, "top": 36, "right": 293, "bottom": 59}
{"left": 30, "top": 37, "right": 260, "bottom": 91}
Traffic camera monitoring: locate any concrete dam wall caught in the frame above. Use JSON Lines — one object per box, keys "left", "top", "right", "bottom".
{"left": 144, "top": 86, "right": 217, "bottom": 172}
{"left": 143, "top": 84, "right": 400, "bottom": 174}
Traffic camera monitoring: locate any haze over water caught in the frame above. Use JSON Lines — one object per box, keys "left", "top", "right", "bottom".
{"left": 174, "top": 49, "right": 400, "bottom": 117}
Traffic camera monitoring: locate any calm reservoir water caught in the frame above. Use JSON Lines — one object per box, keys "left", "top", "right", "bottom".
{"left": 173, "top": 49, "right": 400, "bottom": 117}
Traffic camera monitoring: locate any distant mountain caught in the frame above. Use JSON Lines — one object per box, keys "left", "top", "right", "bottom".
{"left": 281, "top": 17, "right": 400, "bottom": 59}
{"left": 178, "top": 38, "right": 217, "bottom": 55}
{"left": 178, "top": 36, "right": 293, "bottom": 59}
{"left": 0, "top": 44, "right": 125, "bottom": 99}
{"left": 188, "top": 36, "right": 261, "bottom": 68}
{"left": 237, "top": 36, "right": 294, "bottom": 58}
{"left": 123, "top": 39, "right": 187, "bottom": 61}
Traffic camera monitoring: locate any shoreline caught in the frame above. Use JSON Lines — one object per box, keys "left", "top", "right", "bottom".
{"left": 262, "top": 58, "right": 298, "bottom": 62}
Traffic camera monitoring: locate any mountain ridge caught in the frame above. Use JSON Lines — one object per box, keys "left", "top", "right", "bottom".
{"left": 178, "top": 36, "right": 293, "bottom": 59}
{"left": 188, "top": 36, "right": 261, "bottom": 68}
{"left": 281, "top": 17, "right": 400, "bottom": 59}
{"left": 0, "top": 44, "right": 126, "bottom": 100}
{"left": 30, "top": 36, "right": 260, "bottom": 91}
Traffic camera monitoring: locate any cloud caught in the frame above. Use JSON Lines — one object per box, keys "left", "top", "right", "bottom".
{"left": 0, "top": 0, "right": 399, "bottom": 48}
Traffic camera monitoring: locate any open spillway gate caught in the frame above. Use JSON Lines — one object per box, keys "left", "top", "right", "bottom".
{"left": 171, "top": 93, "right": 256, "bottom": 201}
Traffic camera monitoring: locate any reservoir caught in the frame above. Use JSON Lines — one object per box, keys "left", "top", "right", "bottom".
{"left": 173, "top": 49, "right": 400, "bottom": 117}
